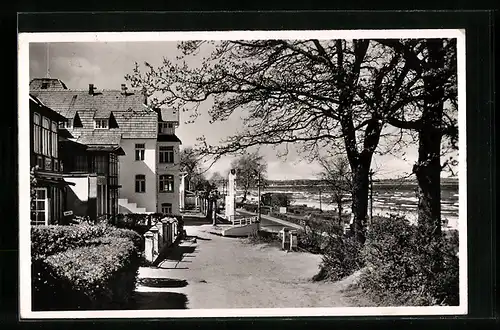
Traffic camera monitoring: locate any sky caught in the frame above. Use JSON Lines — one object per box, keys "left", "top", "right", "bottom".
{"left": 28, "top": 41, "right": 456, "bottom": 181}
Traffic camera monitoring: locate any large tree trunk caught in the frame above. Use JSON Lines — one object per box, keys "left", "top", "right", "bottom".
{"left": 350, "top": 162, "right": 371, "bottom": 244}
{"left": 413, "top": 39, "right": 445, "bottom": 242}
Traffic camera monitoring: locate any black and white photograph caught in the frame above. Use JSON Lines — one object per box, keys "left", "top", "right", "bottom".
{"left": 18, "top": 30, "right": 467, "bottom": 318}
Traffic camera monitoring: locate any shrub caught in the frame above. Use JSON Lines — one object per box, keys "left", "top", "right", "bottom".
{"left": 359, "top": 215, "right": 459, "bottom": 306}
{"left": 31, "top": 224, "right": 110, "bottom": 260}
{"left": 314, "top": 236, "right": 364, "bottom": 281}
{"left": 32, "top": 237, "right": 140, "bottom": 311}
{"left": 104, "top": 226, "right": 143, "bottom": 251}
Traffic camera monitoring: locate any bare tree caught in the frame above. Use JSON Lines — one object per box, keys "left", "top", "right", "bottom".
{"left": 126, "top": 39, "right": 423, "bottom": 243}
{"left": 230, "top": 151, "right": 267, "bottom": 204}
{"left": 179, "top": 147, "right": 205, "bottom": 192}
{"left": 318, "top": 156, "right": 352, "bottom": 226}
{"left": 209, "top": 171, "right": 225, "bottom": 192}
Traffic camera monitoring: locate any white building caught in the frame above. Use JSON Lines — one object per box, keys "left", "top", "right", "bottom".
{"left": 30, "top": 79, "right": 182, "bottom": 216}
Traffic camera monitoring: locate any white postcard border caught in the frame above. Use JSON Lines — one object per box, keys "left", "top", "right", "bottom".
{"left": 18, "top": 29, "right": 467, "bottom": 319}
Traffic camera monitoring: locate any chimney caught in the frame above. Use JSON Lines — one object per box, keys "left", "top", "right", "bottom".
{"left": 121, "top": 83, "right": 128, "bottom": 95}
{"left": 88, "top": 84, "right": 95, "bottom": 95}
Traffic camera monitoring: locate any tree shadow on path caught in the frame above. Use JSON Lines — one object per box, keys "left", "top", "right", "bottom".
{"left": 128, "top": 292, "right": 189, "bottom": 309}
{"left": 137, "top": 277, "right": 188, "bottom": 288}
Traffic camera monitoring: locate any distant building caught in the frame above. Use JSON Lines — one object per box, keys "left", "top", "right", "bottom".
{"left": 30, "top": 78, "right": 182, "bottom": 216}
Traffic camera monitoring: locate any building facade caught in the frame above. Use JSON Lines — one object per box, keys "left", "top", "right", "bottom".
{"left": 30, "top": 78, "right": 182, "bottom": 216}
{"left": 156, "top": 108, "right": 182, "bottom": 215}
{"left": 29, "top": 94, "right": 72, "bottom": 225}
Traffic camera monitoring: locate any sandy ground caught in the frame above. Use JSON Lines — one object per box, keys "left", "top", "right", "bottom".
{"left": 133, "top": 225, "right": 359, "bottom": 310}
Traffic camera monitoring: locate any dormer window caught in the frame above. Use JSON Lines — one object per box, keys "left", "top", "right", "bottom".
{"left": 94, "top": 119, "right": 108, "bottom": 129}
{"left": 59, "top": 118, "right": 73, "bottom": 129}
{"left": 158, "top": 122, "right": 175, "bottom": 134}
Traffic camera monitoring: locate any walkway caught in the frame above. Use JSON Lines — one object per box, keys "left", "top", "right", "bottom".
{"left": 236, "top": 209, "right": 303, "bottom": 232}
{"left": 131, "top": 225, "right": 357, "bottom": 310}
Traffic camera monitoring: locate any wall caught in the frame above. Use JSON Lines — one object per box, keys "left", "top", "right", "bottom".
{"left": 64, "top": 176, "right": 89, "bottom": 217}
{"left": 118, "top": 138, "right": 157, "bottom": 212}
{"left": 156, "top": 141, "right": 180, "bottom": 215}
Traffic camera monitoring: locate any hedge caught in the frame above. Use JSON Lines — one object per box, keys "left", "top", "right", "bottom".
{"left": 358, "top": 215, "right": 459, "bottom": 306}
{"left": 31, "top": 224, "right": 110, "bottom": 260}
{"left": 31, "top": 224, "right": 142, "bottom": 310}
{"left": 31, "top": 224, "right": 143, "bottom": 260}
{"left": 32, "top": 237, "right": 140, "bottom": 311}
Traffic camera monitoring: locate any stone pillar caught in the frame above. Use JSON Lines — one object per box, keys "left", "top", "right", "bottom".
{"left": 161, "top": 218, "right": 170, "bottom": 247}
{"left": 150, "top": 226, "right": 159, "bottom": 258}
{"left": 280, "top": 227, "right": 290, "bottom": 251}
{"left": 289, "top": 230, "right": 298, "bottom": 252}
{"left": 144, "top": 231, "right": 154, "bottom": 263}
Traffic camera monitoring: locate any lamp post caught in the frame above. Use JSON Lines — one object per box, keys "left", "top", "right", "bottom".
{"left": 256, "top": 170, "right": 262, "bottom": 222}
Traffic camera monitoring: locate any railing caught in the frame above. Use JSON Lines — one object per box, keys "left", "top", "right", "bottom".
{"left": 232, "top": 216, "right": 259, "bottom": 226}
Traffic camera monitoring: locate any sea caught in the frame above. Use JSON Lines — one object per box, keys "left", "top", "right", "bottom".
{"left": 238, "top": 183, "right": 460, "bottom": 230}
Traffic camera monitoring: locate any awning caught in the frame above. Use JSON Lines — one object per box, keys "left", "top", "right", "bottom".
{"left": 157, "top": 134, "right": 182, "bottom": 143}
{"left": 35, "top": 172, "right": 76, "bottom": 187}
{"left": 59, "top": 138, "right": 88, "bottom": 151}
{"left": 86, "top": 145, "right": 126, "bottom": 156}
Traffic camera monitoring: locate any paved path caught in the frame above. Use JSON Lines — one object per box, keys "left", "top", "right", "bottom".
{"left": 132, "top": 225, "right": 357, "bottom": 310}
{"left": 236, "top": 209, "right": 303, "bottom": 232}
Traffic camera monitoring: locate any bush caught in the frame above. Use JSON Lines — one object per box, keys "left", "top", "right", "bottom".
{"left": 359, "top": 215, "right": 459, "bottom": 306}
{"left": 32, "top": 237, "right": 140, "bottom": 311}
{"left": 104, "top": 226, "right": 143, "bottom": 251}
{"left": 314, "top": 236, "right": 364, "bottom": 282}
{"left": 31, "top": 224, "right": 110, "bottom": 260}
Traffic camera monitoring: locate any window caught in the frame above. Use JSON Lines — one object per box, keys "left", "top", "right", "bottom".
{"left": 33, "top": 113, "right": 41, "bottom": 153}
{"left": 42, "top": 117, "right": 50, "bottom": 156}
{"left": 109, "top": 153, "right": 118, "bottom": 177}
{"left": 36, "top": 155, "right": 44, "bottom": 168}
{"left": 51, "top": 121, "right": 58, "bottom": 158}
{"left": 75, "top": 155, "right": 88, "bottom": 172}
{"left": 158, "top": 122, "right": 175, "bottom": 134}
{"left": 92, "top": 155, "right": 108, "bottom": 174}
{"left": 94, "top": 119, "right": 108, "bottom": 129}
{"left": 159, "top": 146, "right": 174, "bottom": 163}
{"left": 135, "top": 174, "right": 146, "bottom": 193}
{"left": 41, "top": 82, "right": 49, "bottom": 89}
{"left": 59, "top": 118, "right": 73, "bottom": 129}
{"left": 159, "top": 174, "right": 174, "bottom": 192}
{"left": 31, "top": 188, "right": 48, "bottom": 225}
{"left": 161, "top": 203, "right": 172, "bottom": 215}
{"left": 135, "top": 143, "right": 145, "bottom": 161}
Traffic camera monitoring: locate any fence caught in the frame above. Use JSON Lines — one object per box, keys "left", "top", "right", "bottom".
{"left": 143, "top": 217, "right": 180, "bottom": 263}
{"left": 232, "top": 216, "right": 259, "bottom": 226}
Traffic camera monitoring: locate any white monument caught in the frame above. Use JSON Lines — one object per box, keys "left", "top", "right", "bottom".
{"left": 225, "top": 169, "right": 237, "bottom": 220}
{"left": 179, "top": 172, "right": 188, "bottom": 212}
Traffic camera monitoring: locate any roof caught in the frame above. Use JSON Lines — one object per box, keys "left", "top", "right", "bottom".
{"left": 30, "top": 78, "right": 68, "bottom": 90}
{"left": 30, "top": 89, "right": 158, "bottom": 140}
{"left": 157, "top": 134, "right": 182, "bottom": 143}
{"left": 86, "top": 145, "right": 126, "bottom": 156}
{"left": 70, "top": 130, "right": 123, "bottom": 145}
{"left": 29, "top": 94, "right": 67, "bottom": 122}
{"left": 158, "top": 107, "right": 180, "bottom": 122}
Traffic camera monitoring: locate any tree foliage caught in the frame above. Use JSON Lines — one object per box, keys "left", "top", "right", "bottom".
{"left": 126, "top": 38, "right": 457, "bottom": 244}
